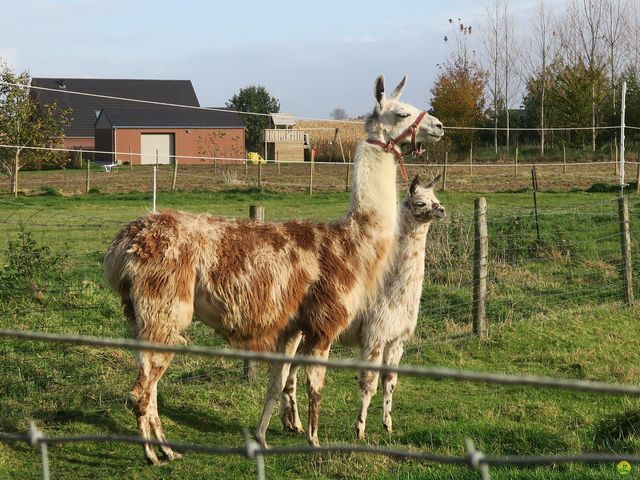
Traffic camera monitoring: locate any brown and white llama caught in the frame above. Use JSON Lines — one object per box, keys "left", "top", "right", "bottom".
{"left": 104, "top": 75, "right": 443, "bottom": 463}
{"left": 279, "top": 175, "right": 445, "bottom": 439}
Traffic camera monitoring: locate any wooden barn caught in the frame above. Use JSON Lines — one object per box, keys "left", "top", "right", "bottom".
{"left": 263, "top": 113, "right": 309, "bottom": 162}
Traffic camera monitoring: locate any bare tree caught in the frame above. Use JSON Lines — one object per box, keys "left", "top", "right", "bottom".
{"left": 524, "top": 0, "right": 558, "bottom": 157}
{"left": 480, "top": 0, "right": 503, "bottom": 157}
{"left": 501, "top": 0, "right": 520, "bottom": 158}
{"left": 602, "top": 0, "right": 628, "bottom": 114}
{"left": 627, "top": 0, "right": 640, "bottom": 77}
{"left": 560, "top": 0, "right": 607, "bottom": 151}
{"left": 330, "top": 108, "right": 348, "bottom": 120}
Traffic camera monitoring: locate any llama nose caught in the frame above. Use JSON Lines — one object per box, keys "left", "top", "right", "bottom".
{"left": 434, "top": 122, "right": 443, "bottom": 131}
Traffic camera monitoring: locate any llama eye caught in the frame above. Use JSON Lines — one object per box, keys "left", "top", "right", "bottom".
{"left": 396, "top": 112, "right": 411, "bottom": 118}
{"left": 414, "top": 202, "right": 426, "bottom": 208}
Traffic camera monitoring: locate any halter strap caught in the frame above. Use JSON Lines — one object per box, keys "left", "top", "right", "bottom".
{"left": 366, "top": 111, "right": 428, "bottom": 182}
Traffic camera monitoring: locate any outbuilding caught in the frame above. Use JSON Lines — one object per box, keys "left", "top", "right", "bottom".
{"left": 94, "top": 106, "right": 245, "bottom": 165}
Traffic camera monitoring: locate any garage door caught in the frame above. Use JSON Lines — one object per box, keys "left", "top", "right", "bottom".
{"left": 141, "top": 133, "right": 174, "bottom": 165}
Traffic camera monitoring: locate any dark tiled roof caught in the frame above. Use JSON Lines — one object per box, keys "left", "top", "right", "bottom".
{"left": 97, "top": 106, "right": 244, "bottom": 128}
{"left": 31, "top": 78, "right": 201, "bottom": 137}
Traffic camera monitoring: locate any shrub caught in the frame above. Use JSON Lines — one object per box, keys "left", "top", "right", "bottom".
{"left": 0, "top": 225, "right": 67, "bottom": 303}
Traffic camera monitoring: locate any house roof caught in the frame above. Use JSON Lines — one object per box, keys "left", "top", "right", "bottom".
{"left": 270, "top": 113, "right": 297, "bottom": 127}
{"left": 31, "top": 78, "right": 201, "bottom": 137}
{"left": 95, "top": 106, "right": 245, "bottom": 129}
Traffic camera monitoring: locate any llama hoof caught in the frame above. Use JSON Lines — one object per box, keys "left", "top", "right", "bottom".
{"left": 383, "top": 422, "right": 393, "bottom": 434}
{"left": 164, "top": 450, "right": 183, "bottom": 462}
{"left": 145, "top": 454, "right": 163, "bottom": 467}
{"left": 255, "top": 435, "right": 269, "bottom": 449}
{"left": 308, "top": 437, "right": 320, "bottom": 448}
{"left": 283, "top": 424, "right": 305, "bottom": 434}
{"left": 356, "top": 428, "right": 366, "bottom": 441}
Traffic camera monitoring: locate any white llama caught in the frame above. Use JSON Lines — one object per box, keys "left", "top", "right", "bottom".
{"left": 104, "top": 75, "right": 443, "bottom": 463}
{"left": 280, "top": 175, "right": 446, "bottom": 439}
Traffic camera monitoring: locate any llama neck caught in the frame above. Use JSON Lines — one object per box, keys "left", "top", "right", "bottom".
{"left": 393, "top": 210, "right": 432, "bottom": 276}
{"left": 348, "top": 142, "right": 398, "bottom": 232}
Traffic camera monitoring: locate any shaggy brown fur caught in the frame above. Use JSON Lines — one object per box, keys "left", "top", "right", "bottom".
{"left": 104, "top": 75, "right": 443, "bottom": 462}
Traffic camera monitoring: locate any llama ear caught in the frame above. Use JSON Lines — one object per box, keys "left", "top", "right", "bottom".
{"left": 409, "top": 174, "right": 420, "bottom": 195}
{"left": 390, "top": 75, "right": 407, "bottom": 100}
{"left": 374, "top": 75, "right": 385, "bottom": 109}
{"left": 425, "top": 174, "right": 442, "bottom": 189}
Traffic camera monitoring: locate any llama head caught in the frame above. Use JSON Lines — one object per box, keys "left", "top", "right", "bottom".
{"left": 366, "top": 75, "right": 444, "bottom": 145}
{"left": 403, "top": 174, "right": 446, "bottom": 222}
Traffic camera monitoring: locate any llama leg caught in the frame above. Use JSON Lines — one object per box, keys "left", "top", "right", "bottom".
{"left": 130, "top": 351, "right": 176, "bottom": 465}
{"left": 304, "top": 346, "right": 331, "bottom": 447}
{"left": 147, "top": 366, "right": 183, "bottom": 462}
{"left": 256, "top": 329, "right": 301, "bottom": 447}
{"left": 128, "top": 296, "right": 193, "bottom": 465}
{"left": 355, "top": 342, "right": 384, "bottom": 440}
{"left": 280, "top": 363, "right": 304, "bottom": 433}
{"left": 382, "top": 340, "right": 404, "bottom": 434}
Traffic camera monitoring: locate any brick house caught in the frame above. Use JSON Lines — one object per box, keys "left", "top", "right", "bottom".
{"left": 94, "top": 106, "right": 245, "bottom": 165}
{"left": 30, "top": 78, "right": 245, "bottom": 164}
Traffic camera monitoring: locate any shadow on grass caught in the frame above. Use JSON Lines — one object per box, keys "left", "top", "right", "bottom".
{"left": 399, "top": 423, "right": 568, "bottom": 456}
{"left": 159, "top": 401, "right": 245, "bottom": 435}
{"left": 593, "top": 410, "right": 640, "bottom": 452}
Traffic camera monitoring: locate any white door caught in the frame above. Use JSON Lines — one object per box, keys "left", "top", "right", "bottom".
{"left": 141, "top": 133, "right": 174, "bottom": 165}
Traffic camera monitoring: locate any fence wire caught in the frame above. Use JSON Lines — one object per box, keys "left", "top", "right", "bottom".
{"left": 2, "top": 328, "right": 640, "bottom": 480}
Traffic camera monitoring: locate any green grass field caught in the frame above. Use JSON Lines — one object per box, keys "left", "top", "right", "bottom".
{"left": 1, "top": 185, "right": 640, "bottom": 479}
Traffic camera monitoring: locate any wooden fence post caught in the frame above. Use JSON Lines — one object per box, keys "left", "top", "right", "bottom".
{"left": 258, "top": 162, "right": 263, "bottom": 189}
{"left": 442, "top": 151, "right": 448, "bottom": 191}
{"left": 473, "top": 197, "right": 488, "bottom": 339}
{"left": 85, "top": 158, "right": 90, "bottom": 194}
{"left": 172, "top": 157, "right": 178, "bottom": 191}
{"left": 243, "top": 204, "right": 265, "bottom": 382}
{"left": 618, "top": 196, "right": 634, "bottom": 306}
{"left": 345, "top": 162, "right": 350, "bottom": 192}
{"left": 636, "top": 161, "right": 640, "bottom": 195}
{"left": 309, "top": 149, "right": 315, "bottom": 195}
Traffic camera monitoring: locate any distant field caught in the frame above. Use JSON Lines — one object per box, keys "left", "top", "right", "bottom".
{"left": 1, "top": 188, "right": 640, "bottom": 479}
{"left": 0, "top": 157, "right": 635, "bottom": 197}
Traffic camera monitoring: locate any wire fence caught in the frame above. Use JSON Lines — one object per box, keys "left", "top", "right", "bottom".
{"left": 4, "top": 328, "right": 640, "bottom": 480}
{"left": 1, "top": 191, "right": 640, "bottom": 478}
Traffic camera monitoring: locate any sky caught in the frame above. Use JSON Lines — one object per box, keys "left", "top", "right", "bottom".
{"left": 1, "top": 0, "right": 561, "bottom": 119}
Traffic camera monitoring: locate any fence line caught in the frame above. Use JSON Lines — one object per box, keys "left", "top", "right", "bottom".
{"left": 2, "top": 327, "right": 640, "bottom": 396}
{"left": 5, "top": 80, "right": 638, "bottom": 132}
{"left": 2, "top": 328, "right": 640, "bottom": 479}
{"left": 2, "top": 422, "right": 639, "bottom": 480}
{"left": 0, "top": 142, "right": 638, "bottom": 168}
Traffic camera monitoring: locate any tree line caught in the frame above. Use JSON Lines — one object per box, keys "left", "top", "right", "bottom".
{"left": 429, "top": 0, "right": 640, "bottom": 157}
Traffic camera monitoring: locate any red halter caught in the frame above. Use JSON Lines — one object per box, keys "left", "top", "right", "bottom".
{"left": 366, "top": 111, "right": 428, "bottom": 182}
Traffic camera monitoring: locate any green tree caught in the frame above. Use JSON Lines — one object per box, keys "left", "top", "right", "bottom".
{"left": 226, "top": 86, "right": 279, "bottom": 153}
{"left": 0, "top": 62, "right": 70, "bottom": 196}
{"left": 547, "top": 61, "right": 608, "bottom": 147}
{"left": 430, "top": 20, "right": 487, "bottom": 151}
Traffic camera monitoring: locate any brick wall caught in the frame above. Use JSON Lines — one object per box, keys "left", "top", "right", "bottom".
{"left": 111, "top": 127, "right": 245, "bottom": 165}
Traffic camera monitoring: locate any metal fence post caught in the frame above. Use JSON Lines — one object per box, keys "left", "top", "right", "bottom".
{"left": 618, "top": 195, "right": 634, "bottom": 306}
{"left": 29, "top": 422, "right": 50, "bottom": 480}
{"left": 172, "top": 157, "right": 178, "bottom": 191}
{"left": 85, "top": 158, "right": 90, "bottom": 194}
{"left": 243, "top": 429, "right": 265, "bottom": 480}
{"left": 473, "top": 198, "right": 488, "bottom": 339}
